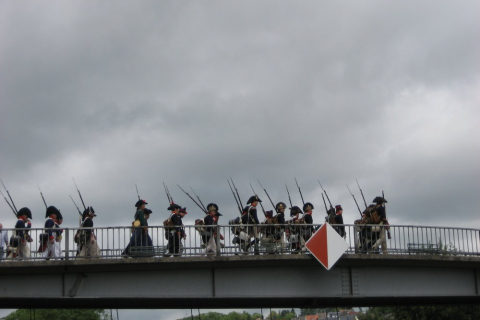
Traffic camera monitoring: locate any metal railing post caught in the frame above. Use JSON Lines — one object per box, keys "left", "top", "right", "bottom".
{"left": 216, "top": 226, "right": 221, "bottom": 256}
{"left": 65, "top": 228, "right": 70, "bottom": 260}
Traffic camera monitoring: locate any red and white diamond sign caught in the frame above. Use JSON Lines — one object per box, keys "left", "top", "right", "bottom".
{"left": 305, "top": 223, "right": 349, "bottom": 270}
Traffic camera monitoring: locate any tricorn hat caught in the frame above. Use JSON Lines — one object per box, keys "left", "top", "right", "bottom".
{"left": 207, "top": 203, "right": 218, "bottom": 211}
{"left": 135, "top": 199, "right": 148, "bottom": 208}
{"left": 167, "top": 203, "right": 181, "bottom": 211}
{"left": 303, "top": 202, "right": 314, "bottom": 212}
{"left": 290, "top": 206, "right": 303, "bottom": 217}
{"left": 247, "top": 195, "right": 262, "bottom": 204}
{"left": 46, "top": 206, "right": 60, "bottom": 218}
{"left": 275, "top": 202, "right": 286, "bottom": 211}
{"left": 18, "top": 207, "right": 32, "bottom": 219}
{"left": 373, "top": 196, "right": 387, "bottom": 204}
{"left": 214, "top": 211, "right": 223, "bottom": 217}
{"left": 144, "top": 208, "right": 153, "bottom": 215}
{"left": 179, "top": 207, "right": 187, "bottom": 214}
{"left": 82, "top": 206, "right": 96, "bottom": 219}
{"left": 335, "top": 205, "right": 343, "bottom": 213}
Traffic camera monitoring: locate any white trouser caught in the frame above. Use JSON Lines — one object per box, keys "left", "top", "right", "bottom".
{"left": 43, "top": 239, "right": 60, "bottom": 259}
{"left": 205, "top": 236, "right": 216, "bottom": 255}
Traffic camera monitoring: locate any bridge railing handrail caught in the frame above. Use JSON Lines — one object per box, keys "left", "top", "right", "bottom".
{"left": 1, "top": 223, "right": 479, "bottom": 261}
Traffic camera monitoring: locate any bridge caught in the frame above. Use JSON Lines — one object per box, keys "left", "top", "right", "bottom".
{"left": 1, "top": 224, "right": 479, "bottom": 309}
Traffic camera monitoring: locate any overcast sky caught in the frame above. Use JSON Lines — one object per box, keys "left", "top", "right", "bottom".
{"left": 1, "top": 0, "right": 480, "bottom": 317}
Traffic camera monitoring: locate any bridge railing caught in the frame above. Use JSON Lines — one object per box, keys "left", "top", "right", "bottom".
{"left": 0, "top": 224, "right": 479, "bottom": 261}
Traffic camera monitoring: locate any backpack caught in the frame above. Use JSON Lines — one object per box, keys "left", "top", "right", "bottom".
{"left": 229, "top": 217, "right": 243, "bottom": 235}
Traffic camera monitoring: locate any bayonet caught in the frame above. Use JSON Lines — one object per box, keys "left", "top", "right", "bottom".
{"left": 257, "top": 179, "right": 275, "bottom": 210}
{"left": 177, "top": 184, "right": 207, "bottom": 213}
{"left": 285, "top": 184, "right": 293, "bottom": 208}
{"left": 356, "top": 178, "right": 368, "bottom": 209}
{"left": 0, "top": 178, "right": 18, "bottom": 213}
{"left": 228, "top": 179, "right": 243, "bottom": 214}
{"left": 0, "top": 189, "right": 16, "bottom": 216}
{"left": 37, "top": 183, "right": 48, "bottom": 209}
{"left": 230, "top": 178, "right": 243, "bottom": 206}
{"left": 190, "top": 186, "right": 207, "bottom": 212}
{"left": 347, "top": 184, "right": 363, "bottom": 217}
{"left": 135, "top": 184, "right": 141, "bottom": 201}
{"left": 72, "top": 177, "right": 87, "bottom": 210}
{"left": 294, "top": 177, "right": 305, "bottom": 205}
{"left": 318, "top": 180, "right": 333, "bottom": 209}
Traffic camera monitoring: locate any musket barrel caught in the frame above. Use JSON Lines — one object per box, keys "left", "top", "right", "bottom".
{"left": 0, "top": 178, "right": 18, "bottom": 213}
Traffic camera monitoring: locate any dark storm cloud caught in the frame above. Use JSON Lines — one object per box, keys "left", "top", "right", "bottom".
{"left": 1, "top": 0, "right": 480, "bottom": 232}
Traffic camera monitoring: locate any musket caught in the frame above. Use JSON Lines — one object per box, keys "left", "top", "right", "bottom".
{"left": 230, "top": 178, "right": 243, "bottom": 206}
{"left": 37, "top": 183, "right": 48, "bottom": 209}
{"left": 356, "top": 178, "right": 368, "bottom": 209}
{"left": 69, "top": 195, "right": 82, "bottom": 216}
{"left": 0, "top": 178, "right": 18, "bottom": 214}
{"left": 0, "top": 189, "right": 17, "bottom": 216}
{"left": 347, "top": 184, "right": 363, "bottom": 217}
{"left": 227, "top": 179, "right": 243, "bottom": 214}
{"left": 190, "top": 186, "right": 207, "bottom": 212}
{"left": 318, "top": 180, "right": 333, "bottom": 210}
{"left": 285, "top": 184, "right": 293, "bottom": 208}
{"left": 294, "top": 177, "right": 305, "bottom": 205}
{"left": 249, "top": 183, "right": 266, "bottom": 216}
{"left": 177, "top": 184, "right": 207, "bottom": 213}
{"left": 163, "top": 182, "right": 174, "bottom": 204}
{"left": 257, "top": 179, "right": 275, "bottom": 210}
{"left": 72, "top": 177, "right": 87, "bottom": 210}
{"left": 321, "top": 193, "right": 328, "bottom": 214}
{"left": 135, "top": 184, "right": 141, "bottom": 201}
{"left": 69, "top": 195, "right": 83, "bottom": 227}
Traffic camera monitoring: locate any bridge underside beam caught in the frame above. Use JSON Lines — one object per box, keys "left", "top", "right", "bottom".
{"left": 0, "top": 255, "right": 479, "bottom": 309}
{"left": 2, "top": 296, "right": 480, "bottom": 309}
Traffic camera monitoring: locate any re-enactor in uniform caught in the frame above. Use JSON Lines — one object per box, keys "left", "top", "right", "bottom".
{"left": 9, "top": 207, "right": 33, "bottom": 259}
{"left": 243, "top": 195, "right": 261, "bottom": 255}
{"left": 371, "top": 197, "right": 389, "bottom": 254}
{"left": 78, "top": 207, "right": 100, "bottom": 258}
{"left": 43, "top": 206, "right": 61, "bottom": 259}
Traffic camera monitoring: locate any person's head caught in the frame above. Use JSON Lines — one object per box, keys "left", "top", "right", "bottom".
{"left": 247, "top": 195, "right": 261, "bottom": 207}
{"left": 373, "top": 196, "right": 387, "bottom": 205}
{"left": 46, "top": 206, "right": 60, "bottom": 219}
{"left": 275, "top": 202, "right": 286, "bottom": 213}
{"left": 0, "top": 223, "right": 3, "bottom": 229}
{"left": 290, "top": 206, "right": 302, "bottom": 218}
{"left": 135, "top": 199, "right": 148, "bottom": 210}
{"left": 144, "top": 208, "right": 152, "bottom": 220}
{"left": 179, "top": 208, "right": 187, "bottom": 218}
{"left": 335, "top": 205, "right": 343, "bottom": 215}
{"left": 303, "top": 202, "right": 314, "bottom": 213}
{"left": 82, "top": 207, "right": 96, "bottom": 220}
{"left": 168, "top": 203, "right": 181, "bottom": 212}
{"left": 213, "top": 212, "right": 222, "bottom": 223}
{"left": 18, "top": 207, "right": 32, "bottom": 221}
{"left": 207, "top": 203, "right": 218, "bottom": 214}
{"left": 265, "top": 210, "right": 273, "bottom": 219}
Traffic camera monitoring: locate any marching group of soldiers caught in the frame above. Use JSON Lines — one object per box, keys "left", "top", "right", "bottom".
{"left": 0, "top": 188, "right": 390, "bottom": 260}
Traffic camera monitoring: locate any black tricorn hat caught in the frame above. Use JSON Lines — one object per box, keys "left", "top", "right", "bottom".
{"left": 135, "top": 199, "right": 148, "bottom": 208}
{"left": 144, "top": 208, "right": 153, "bottom": 215}
{"left": 275, "top": 202, "right": 287, "bottom": 211}
{"left": 46, "top": 206, "right": 60, "bottom": 218}
{"left": 290, "top": 206, "right": 303, "bottom": 217}
{"left": 303, "top": 202, "right": 314, "bottom": 212}
{"left": 17, "top": 207, "right": 32, "bottom": 219}
{"left": 82, "top": 206, "right": 96, "bottom": 219}
{"left": 207, "top": 203, "right": 218, "bottom": 211}
{"left": 167, "top": 203, "right": 181, "bottom": 210}
{"left": 373, "top": 196, "right": 387, "bottom": 204}
{"left": 214, "top": 211, "right": 223, "bottom": 217}
{"left": 247, "top": 195, "right": 262, "bottom": 204}
{"left": 335, "top": 205, "right": 343, "bottom": 213}
{"left": 179, "top": 207, "right": 187, "bottom": 214}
